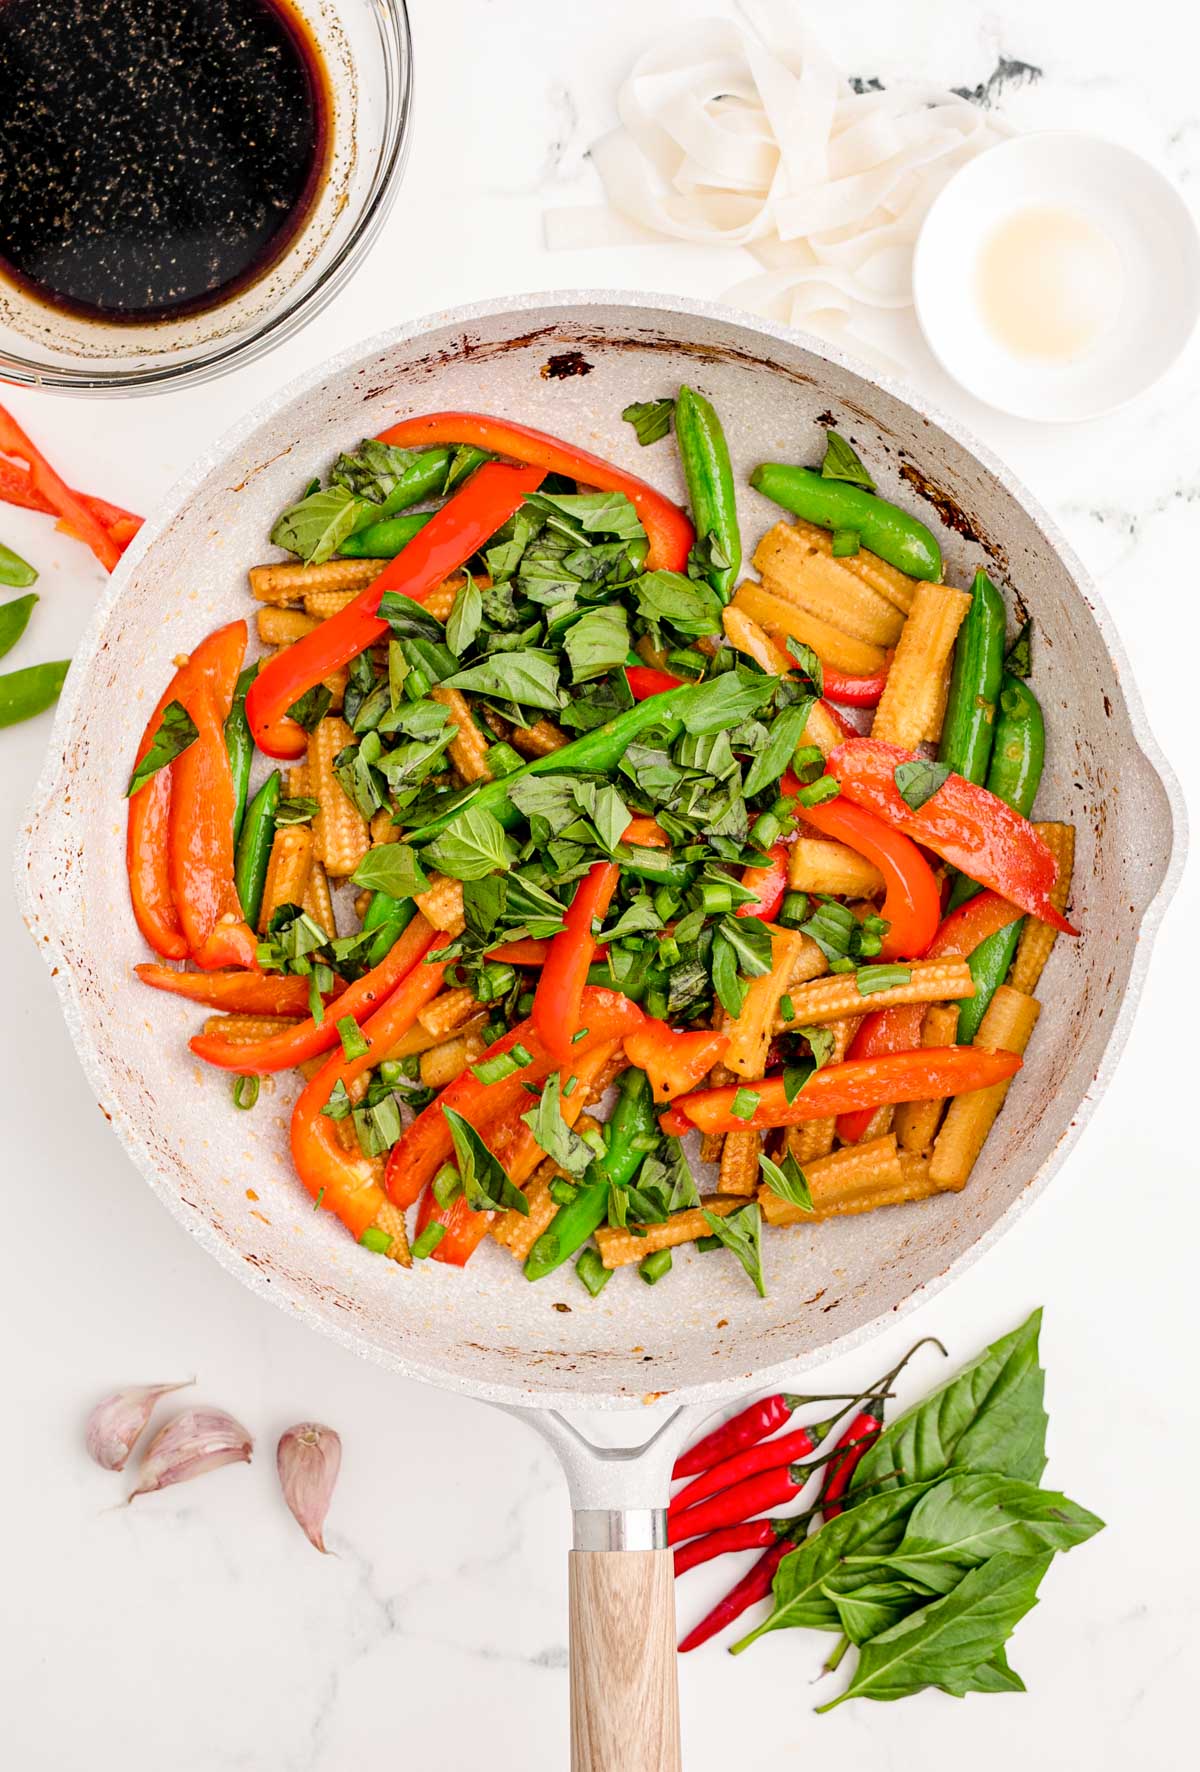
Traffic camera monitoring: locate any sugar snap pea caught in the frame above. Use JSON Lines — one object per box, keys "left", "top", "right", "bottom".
{"left": 362, "top": 889, "right": 417, "bottom": 966}
{"left": 750, "top": 463, "right": 942, "bottom": 581}
{"left": 675, "top": 385, "right": 741, "bottom": 601}
{"left": 939, "top": 569, "right": 1006, "bottom": 784}
{"left": 947, "top": 671, "right": 1046, "bottom": 913}
{"left": 0, "top": 591, "right": 38, "bottom": 660}
{"left": 225, "top": 662, "right": 258, "bottom": 843}
{"left": 0, "top": 542, "right": 37, "bottom": 588}
{"left": 958, "top": 919, "right": 1024, "bottom": 1044}
{"left": 0, "top": 657, "right": 68, "bottom": 726}
{"left": 234, "top": 769, "right": 281, "bottom": 930}
{"left": 339, "top": 510, "right": 434, "bottom": 559}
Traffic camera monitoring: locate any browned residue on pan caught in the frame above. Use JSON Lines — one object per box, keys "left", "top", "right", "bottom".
{"left": 542, "top": 350, "right": 593, "bottom": 379}
{"left": 898, "top": 459, "right": 1007, "bottom": 570}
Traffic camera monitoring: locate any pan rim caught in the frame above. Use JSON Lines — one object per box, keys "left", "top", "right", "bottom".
{"left": 15, "top": 288, "right": 1187, "bottom": 1413}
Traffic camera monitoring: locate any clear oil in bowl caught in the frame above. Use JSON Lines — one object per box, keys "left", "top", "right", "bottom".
{"left": 974, "top": 204, "right": 1126, "bottom": 363}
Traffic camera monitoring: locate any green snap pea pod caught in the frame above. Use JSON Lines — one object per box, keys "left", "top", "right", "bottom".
{"left": 339, "top": 510, "right": 435, "bottom": 559}
{"left": 225, "top": 662, "right": 259, "bottom": 844}
{"left": 675, "top": 384, "right": 741, "bottom": 601}
{"left": 938, "top": 569, "right": 1006, "bottom": 784}
{"left": 524, "top": 1069, "right": 658, "bottom": 1281}
{"left": 0, "top": 591, "right": 37, "bottom": 660}
{"left": 362, "top": 890, "right": 417, "bottom": 966}
{"left": 0, "top": 657, "right": 68, "bottom": 726}
{"left": 957, "top": 919, "right": 1024, "bottom": 1044}
{"left": 404, "top": 683, "right": 705, "bottom": 844}
{"left": 348, "top": 448, "right": 454, "bottom": 530}
{"left": 0, "top": 542, "right": 37, "bottom": 588}
{"left": 947, "top": 671, "right": 1046, "bottom": 912}
{"left": 234, "top": 769, "right": 281, "bottom": 929}
{"left": 749, "top": 463, "right": 942, "bottom": 581}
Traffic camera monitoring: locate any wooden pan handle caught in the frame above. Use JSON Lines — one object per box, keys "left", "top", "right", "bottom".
{"left": 569, "top": 1547, "right": 681, "bottom": 1772}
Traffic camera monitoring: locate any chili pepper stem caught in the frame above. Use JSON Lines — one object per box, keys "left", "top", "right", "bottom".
{"left": 822, "top": 1633, "right": 852, "bottom": 1675}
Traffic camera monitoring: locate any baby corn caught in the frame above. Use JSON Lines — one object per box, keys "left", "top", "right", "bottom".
{"left": 258, "top": 826, "right": 313, "bottom": 932}
{"left": 596, "top": 1198, "right": 741, "bottom": 1269}
{"left": 788, "top": 836, "right": 884, "bottom": 899}
{"left": 414, "top": 874, "right": 465, "bottom": 934}
{"left": 1009, "top": 824, "right": 1075, "bottom": 994}
{"left": 929, "top": 985, "right": 1041, "bottom": 1192}
{"left": 718, "top": 1129, "right": 761, "bottom": 1197}
{"left": 760, "top": 1135, "right": 904, "bottom": 1225}
{"left": 309, "top": 716, "right": 370, "bottom": 878}
{"left": 753, "top": 523, "right": 906, "bottom": 648}
{"left": 249, "top": 558, "right": 382, "bottom": 605}
{"left": 784, "top": 1017, "right": 858, "bottom": 1162}
{"left": 431, "top": 684, "right": 493, "bottom": 782}
{"left": 894, "top": 1002, "right": 961, "bottom": 1154}
{"left": 871, "top": 580, "right": 971, "bottom": 750}
{"left": 774, "top": 957, "right": 974, "bottom": 1029}
{"left": 733, "top": 579, "right": 888, "bottom": 676}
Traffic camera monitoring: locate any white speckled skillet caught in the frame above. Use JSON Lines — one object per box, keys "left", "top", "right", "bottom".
{"left": 16, "top": 294, "right": 1184, "bottom": 1768}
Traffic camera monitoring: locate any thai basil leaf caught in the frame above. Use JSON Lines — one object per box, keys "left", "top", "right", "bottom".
{"left": 442, "top": 650, "right": 563, "bottom": 713}
{"left": 634, "top": 570, "right": 724, "bottom": 637}
{"left": 681, "top": 668, "right": 777, "bottom": 734}
{"left": 701, "top": 1202, "right": 765, "bottom": 1297}
{"left": 785, "top": 637, "right": 824, "bottom": 698}
{"left": 717, "top": 913, "right": 773, "bottom": 978}
{"left": 445, "top": 574, "right": 483, "bottom": 657}
{"left": 881, "top": 1472, "right": 1103, "bottom": 1592}
{"left": 710, "top": 927, "right": 748, "bottom": 1018}
{"left": 894, "top": 759, "right": 951, "bottom": 812}
{"left": 274, "top": 796, "right": 320, "bottom": 826}
{"left": 742, "top": 701, "right": 814, "bottom": 797}
{"left": 270, "top": 485, "right": 364, "bottom": 564}
{"left": 526, "top": 490, "right": 646, "bottom": 543}
{"left": 376, "top": 591, "right": 448, "bottom": 643}
{"left": 820, "top": 1577, "right": 930, "bottom": 1645}
{"left": 126, "top": 699, "right": 198, "bottom": 796}
{"left": 521, "top": 1072, "right": 593, "bottom": 1176}
{"left": 443, "top": 1106, "right": 529, "bottom": 1215}
{"left": 820, "top": 430, "right": 876, "bottom": 491}
{"left": 818, "top": 1553, "right": 1053, "bottom": 1711}
{"left": 564, "top": 605, "right": 631, "bottom": 683}
{"left": 758, "top": 1150, "right": 813, "bottom": 1214}
{"left": 350, "top": 842, "right": 430, "bottom": 901}
{"left": 425, "top": 804, "right": 517, "bottom": 881}
{"left": 622, "top": 398, "right": 675, "bottom": 445}
{"left": 286, "top": 684, "right": 333, "bottom": 732}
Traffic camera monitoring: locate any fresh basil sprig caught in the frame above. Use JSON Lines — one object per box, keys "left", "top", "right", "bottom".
{"left": 126, "top": 699, "right": 197, "bottom": 796}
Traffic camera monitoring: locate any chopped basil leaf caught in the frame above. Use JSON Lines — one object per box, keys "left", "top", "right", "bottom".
{"left": 856, "top": 964, "right": 913, "bottom": 995}
{"left": 820, "top": 430, "right": 876, "bottom": 491}
{"left": 758, "top": 1150, "right": 814, "bottom": 1213}
{"left": 526, "top": 490, "right": 646, "bottom": 543}
{"left": 445, "top": 573, "right": 483, "bottom": 658}
{"left": 353, "top": 1094, "right": 403, "bottom": 1156}
{"left": 564, "top": 605, "right": 631, "bottom": 684}
{"left": 801, "top": 1024, "right": 837, "bottom": 1068}
{"left": 634, "top": 570, "right": 724, "bottom": 638}
{"left": 424, "top": 804, "right": 517, "bottom": 881}
{"left": 681, "top": 667, "right": 777, "bottom": 734}
{"left": 1005, "top": 619, "right": 1033, "bottom": 679}
{"left": 894, "top": 759, "right": 951, "bottom": 811}
{"left": 286, "top": 684, "right": 333, "bottom": 732}
{"left": 350, "top": 841, "right": 431, "bottom": 900}
{"left": 321, "top": 1078, "right": 353, "bottom": 1121}
{"left": 782, "top": 1061, "right": 815, "bottom": 1104}
{"left": 270, "top": 484, "right": 365, "bottom": 564}
{"left": 521, "top": 1071, "right": 593, "bottom": 1176}
{"left": 337, "top": 1015, "right": 370, "bottom": 1061}
{"left": 443, "top": 1105, "right": 529, "bottom": 1215}
{"left": 126, "top": 699, "right": 198, "bottom": 797}
{"left": 231, "top": 1074, "right": 259, "bottom": 1111}
{"left": 376, "top": 592, "right": 448, "bottom": 644}
{"left": 742, "top": 701, "right": 814, "bottom": 797}
{"left": 785, "top": 637, "right": 824, "bottom": 698}
{"left": 274, "top": 795, "right": 320, "bottom": 826}
{"left": 701, "top": 1202, "right": 766, "bottom": 1296}
{"left": 622, "top": 398, "right": 675, "bottom": 445}
{"left": 442, "top": 650, "right": 563, "bottom": 713}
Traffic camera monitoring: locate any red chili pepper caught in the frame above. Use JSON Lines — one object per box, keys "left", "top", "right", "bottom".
{"left": 836, "top": 887, "right": 1025, "bottom": 1143}
{"left": 678, "top": 1538, "right": 794, "bottom": 1653}
{"left": 189, "top": 916, "right": 436, "bottom": 1073}
{"left": 162, "top": 624, "right": 252, "bottom": 965}
{"left": 385, "top": 987, "right": 645, "bottom": 1209}
{"left": 625, "top": 663, "right": 685, "bottom": 700}
{"left": 290, "top": 955, "right": 448, "bottom": 1242}
{"left": 671, "top": 1046, "right": 1022, "bottom": 1135}
{"left": 246, "top": 462, "right": 545, "bottom": 759}
{"left": 532, "top": 860, "right": 620, "bottom": 1062}
{"left": 829, "top": 738, "right": 1078, "bottom": 934}
{"left": 735, "top": 841, "right": 789, "bottom": 922}
{"left": 667, "top": 1461, "right": 807, "bottom": 1545}
{"left": 673, "top": 1391, "right": 815, "bottom": 1479}
{"left": 820, "top": 1410, "right": 882, "bottom": 1519}
{"left": 821, "top": 661, "right": 890, "bottom": 707}
{"left": 375, "top": 412, "right": 694, "bottom": 572}
{"left": 414, "top": 1186, "right": 494, "bottom": 1267}
{"left": 134, "top": 962, "right": 342, "bottom": 1016}
{"left": 126, "top": 622, "right": 247, "bottom": 960}
{"left": 672, "top": 1518, "right": 787, "bottom": 1576}
{"left": 799, "top": 794, "right": 940, "bottom": 961}
{"left": 0, "top": 403, "right": 122, "bottom": 572}
{"left": 623, "top": 1024, "right": 729, "bottom": 1103}
{"left": 669, "top": 1422, "right": 830, "bottom": 1517}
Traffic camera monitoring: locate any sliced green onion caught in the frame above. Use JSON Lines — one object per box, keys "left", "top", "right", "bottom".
{"left": 484, "top": 741, "right": 524, "bottom": 778}
{"left": 777, "top": 891, "right": 809, "bottom": 930}
{"left": 360, "top": 1226, "right": 392, "bottom": 1255}
{"left": 699, "top": 881, "right": 733, "bottom": 914}
{"left": 695, "top": 1234, "right": 722, "bottom": 1252}
{"left": 831, "top": 528, "right": 861, "bottom": 558}
{"left": 549, "top": 1177, "right": 580, "bottom": 1207}
{"left": 790, "top": 745, "right": 826, "bottom": 785}
{"left": 432, "top": 1163, "right": 462, "bottom": 1208}
{"left": 473, "top": 961, "right": 517, "bottom": 1003}
{"left": 639, "top": 1249, "right": 673, "bottom": 1284}
{"left": 797, "top": 775, "right": 840, "bottom": 809}
{"left": 778, "top": 993, "right": 796, "bottom": 1023}
{"left": 231, "top": 1074, "right": 259, "bottom": 1111}
{"left": 576, "top": 1247, "right": 612, "bottom": 1296}
{"left": 749, "top": 812, "right": 783, "bottom": 850}
{"left": 471, "top": 1045, "right": 531, "bottom": 1086}
{"left": 337, "top": 1015, "right": 369, "bottom": 1061}
{"left": 411, "top": 1222, "right": 446, "bottom": 1260}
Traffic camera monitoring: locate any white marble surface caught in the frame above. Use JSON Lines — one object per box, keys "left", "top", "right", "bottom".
{"left": 3, "top": 1, "right": 1198, "bottom": 1765}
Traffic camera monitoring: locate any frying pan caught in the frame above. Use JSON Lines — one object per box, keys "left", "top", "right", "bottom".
{"left": 17, "top": 293, "right": 1183, "bottom": 1769}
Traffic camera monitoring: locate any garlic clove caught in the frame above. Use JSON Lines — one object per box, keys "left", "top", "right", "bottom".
{"left": 277, "top": 1422, "right": 341, "bottom": 1553}
{"left": 128, "top": 1407, "right": 252, "bottom": 1500}
{"left": 85, "top": 1380, "right": 194, "bottom": 1471}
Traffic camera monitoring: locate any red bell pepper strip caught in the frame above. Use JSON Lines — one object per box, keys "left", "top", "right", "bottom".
{"left": 736, "top": 841, "right": 789, "bottom": 922}
{"left": 0, "top": 456, "right": 142, "bottom": 549}
{"left": 532, "top": 861, "right": 620, "bottom": 1063}
{"left": 189, "top": 915, "right": 436, "bottom": 1073}
{"left": 246, "top": 462, "right": 545, "bottom": 759}
{"left": 829, "top": 739, "right": 1078, "bottom": 934}
{"left": 625, "top": 663, "right": 685, "bottom": 700}
{"left": 134, "top": 962, "right": 343, "bottom": 1016}
{"left": 800, "top": 794, "right": 940, "bottom": 962}
{"left": 0, "top": 404, "right": 121, "bottom": 572}
{"left": 486, "top": 938, "right": 550, "bottom": 966}
{"left": 290, "top": 955, "right": 448, "bottom": 1242}
{"left": 671, "top": 1046, "right": 1022, "bottom": 1135}
{"left": 167, "top": 624, "right": 254, "bottom": 965}
{"left": 820, "top": 661, "right": 890, "bottom": 708}
{"left": 819, "top": 699, "right": 859, "bottom": 742}
{"left": 623, "top": 1024, "right": 729, "bottom": 1103}
{"left": 127, "top": 619, "right": 246, "bottom": 961}
{"left": 126, "top": 624, "right": 244, "bottom": 960}
{"left": 837, "top": 888, "right": 1025, "bottom": 1142}
{"left": 621, "top": 815, "right": 669, "bottom": 848}
{"left": 375, "top": 412, "right": 694, "bottom": 572}
{"left": 413, "top": 1187, "right": 495, "bottom": 1268}
{"left": 385, "top": 988, "right": 645, "bottom": 1208}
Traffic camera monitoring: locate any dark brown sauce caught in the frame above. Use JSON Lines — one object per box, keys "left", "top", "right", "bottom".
{"left": 0, "top": 0, "right": 330, "bottom": 324}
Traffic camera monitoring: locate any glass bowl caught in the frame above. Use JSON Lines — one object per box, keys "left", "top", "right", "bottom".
{"left": 0, "top": 0, "right": 413, "bottom": 396}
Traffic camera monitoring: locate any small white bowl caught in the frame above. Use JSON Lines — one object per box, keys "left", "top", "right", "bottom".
{"left": 913, "top": 132, "right": 1200, "bottom": 422}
